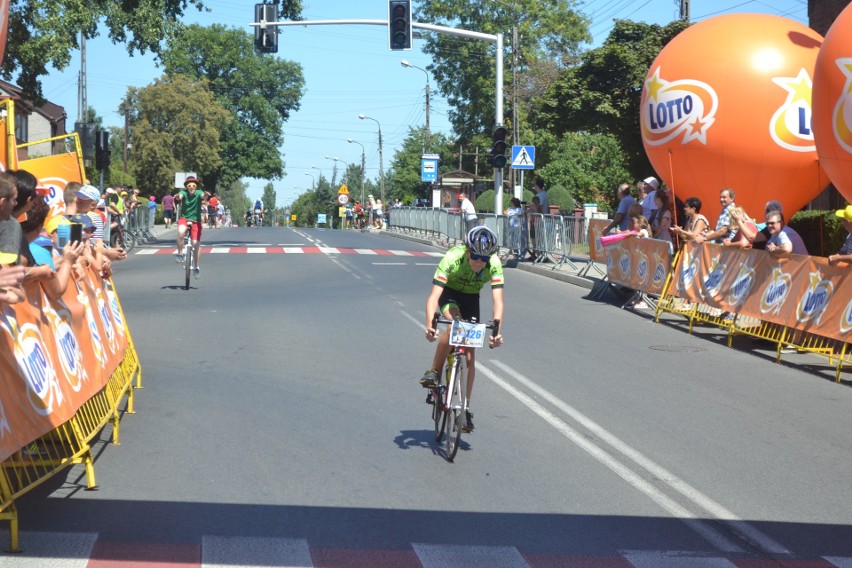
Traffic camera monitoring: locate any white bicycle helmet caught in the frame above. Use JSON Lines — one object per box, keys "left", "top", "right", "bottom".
{"left": 466, "top": 226, "right": 499, "bottom": 256}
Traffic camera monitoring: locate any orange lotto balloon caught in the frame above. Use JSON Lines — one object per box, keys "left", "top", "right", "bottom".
{"left": 641, "top": 14, "right": 829, "bottom": 224}
{"left": 812, "top": 3, "right": 852, "bottom": 205}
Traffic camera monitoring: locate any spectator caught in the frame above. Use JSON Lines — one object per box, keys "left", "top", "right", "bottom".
{"left": 731, "top": 200, "right": 807, "bottom": 254}
{"left": 602, "top": 183, "right": 636, "bottom": 234}
{"left": 162, "top": 190, "right": 175, "bottom": 228}
{"left": 721, "top": 206, "right": 757, "bottom": 249}
{"left": 504, "top": 197, "right": 524, "bottom": 255}
{"left": 10, "top": 170, "right": 43, "bottom": 268}
{"left": 651, "top": 190, "right": 674, "bottom": 245}
{"left": 639, "top": 176, "right": 659, "bottom": 220}
{"left": 21, "top": 197, "right": 84, "bottom": 300}
{"left": 534, "top": 178, "right": 549, "bottom": 213}
{"left": 693, "top": 188, "right": 736, "bottom": 244}
{"left": 764, "top": 211, "right": 793, "bottom": 254}
{"left": 627, "top": 215, "right": 651, "bottom": 238}
{"left": 458, "top": 192, "right": 478, "bottom": 233}
{"left": 147, "top": 195, "right": 157, "bottom": 229}
{"left": 527, "top": 196, "right": 542, "bottom": 260}
{"left": 0, "top": 171, "right": 24, "bottom": 267}
{"left": 673, "top": 196, "right": 709, "bottom": 243}
{"left": 374, "top": 197, "right": 384, "bottom": 228}
{"left": 829, "top": 205, "right": 852, "bottom": 265}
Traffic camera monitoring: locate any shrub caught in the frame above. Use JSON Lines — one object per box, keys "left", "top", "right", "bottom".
{"left": 789, "top": 210, "right": 846, "bottom": 257}
{"left": 547, "top": 184, "right": 576, "bottom": 214}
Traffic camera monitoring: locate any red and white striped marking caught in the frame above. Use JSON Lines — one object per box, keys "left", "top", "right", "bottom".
{"left": 137, "top": 247, "right": 445, "bottom": 257}
{"left": 4, "top": 532, "right": 852, "bottom": 568}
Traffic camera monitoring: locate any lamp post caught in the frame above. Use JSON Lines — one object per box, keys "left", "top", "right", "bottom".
{"left": 304, "top": 172, "right": 314, "bottom": 189}
{"left": 358, "top": 114, "right": 385, "bottom": 205}
{"left": 331, "top": 157, "right": 350, "bottom": 186}
{"left": 324, "top": 155, "right": 338, "bottom": 186}
{"left": 311, "top": 164, "right": 322, "bottom": 186}
{"left": 401, "top": 59, "right": 430, "bottom": 152}
{"left": 347, "top": 138, "right": 366, "bottom": 207}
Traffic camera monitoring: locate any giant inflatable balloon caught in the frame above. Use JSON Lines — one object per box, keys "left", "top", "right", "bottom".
{"left": 641, "top": 14, "right": 830, "bottom": 224}
{"left": 813, "top": 3, "right": 852, "bottom": 205}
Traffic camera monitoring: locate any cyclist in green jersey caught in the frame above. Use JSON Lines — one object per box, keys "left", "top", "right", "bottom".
{"left": 421, "top": 226, "right": 504, "bottom": 433}
{"left": 174, "top": 176, "right": 204, "bottom": 278}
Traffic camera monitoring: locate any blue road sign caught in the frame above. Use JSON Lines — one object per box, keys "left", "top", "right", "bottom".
{"left": 511, "top": 145, "right": 535, "bottom": 170}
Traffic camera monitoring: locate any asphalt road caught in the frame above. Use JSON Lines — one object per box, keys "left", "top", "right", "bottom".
{"left": 10, "top": 224, "right": 852, "bottom": 566}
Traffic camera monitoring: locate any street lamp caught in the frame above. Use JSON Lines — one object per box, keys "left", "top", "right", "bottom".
{"left": 324, "top": 155, "right": 338, "bottom": 185}
{"left": 304, "top": 172, "right": 314, "bottom": 189}
{"left": 311, "top": 164, "right": 322, "bottom": 184}
{"left": 358, "top": 113, "right": 385, "bottom": 204}
{"left": 401, "top": 59, "right": 431, "bottom": 152}
{"left": 348, "top": 138, "right": 366, "bottom": 207}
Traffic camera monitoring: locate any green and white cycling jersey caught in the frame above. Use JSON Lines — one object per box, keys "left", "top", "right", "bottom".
{"left": 432, "top": 245, "right": 504, "bottom": 294}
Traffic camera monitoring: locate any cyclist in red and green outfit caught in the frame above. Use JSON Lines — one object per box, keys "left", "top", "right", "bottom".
{"left": 174, "top": 176, "right": 204, "bottom": 279}
{"left": 421, "top": 226, "right": 504, "bottom": 433}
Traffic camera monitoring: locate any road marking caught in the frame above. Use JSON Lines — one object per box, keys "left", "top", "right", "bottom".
{"left": 0, "top": 531, "right": 98, "bottom": 567}
{"left": 624, "top": 550, "right": 736, "bottom": 567}
{"left": 202, "top": 535, "right": 312, "bottom": 567}
{"left": 413, "top": 543, "right": 529, "bottom": 568}
{"left": 373, "top": 262, "right": 406, "bottom": 265}
{"left": 484, "top": 360, "right": 791, "bottom": 556}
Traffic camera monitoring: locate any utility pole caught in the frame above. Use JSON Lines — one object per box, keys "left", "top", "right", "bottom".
{"left": 123, "top": 100, "right": 129, "bottom": 172}
{"left": 679, "top": 0, "right": 690, "bottom": 22}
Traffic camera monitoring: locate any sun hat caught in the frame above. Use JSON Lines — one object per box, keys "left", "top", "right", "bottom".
{"left": 66, "top": 213, "right": 95, "bottom": 230}
{"left": 75, "top": 184, "right": 100, "bottom": 202}
{"left": 44, "top": 215, "right": 69, "bottom": 235}
{"left": 643, "top": 177, "right": 660, "bottom": 191}
{"left": 835, "top": 205, "right": 852, "bottom": 222}
{"left": 0, "top": 252, "right": 18, "bottom": 265}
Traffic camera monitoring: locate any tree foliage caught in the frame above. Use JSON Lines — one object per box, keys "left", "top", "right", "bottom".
{"left": 530, "top": 19, "right": 688, "bottom": 177}
{"left": 537, "top": 132, "right": 631, "bottom": 211}
{"left": 1, "top": 0, "right": 304, "bottom": 103}
{"left": 385, "top": 126, "right": 456, "bottom": 204}
{"left": 127, "top": 74, "right": 230, "bottom": 195}
{"left": 417, "top": 0, "right": 590, "bottom": 141}
{"left": 160, "top": 24, "right": 305, "bottom": 190}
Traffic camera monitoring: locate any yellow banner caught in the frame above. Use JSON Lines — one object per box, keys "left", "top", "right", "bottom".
{"left": 18, "top": 152, "right": 85, "bottom": 219}
{"left": 588, "top": 218, "right": 610, "bottom": 263}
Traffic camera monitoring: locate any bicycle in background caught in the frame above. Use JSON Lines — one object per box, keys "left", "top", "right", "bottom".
{"left": 428, "top": 313, "right": 499, "bottom": 461}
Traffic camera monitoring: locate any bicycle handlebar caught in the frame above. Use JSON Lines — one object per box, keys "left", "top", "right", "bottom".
{"left": 431, "top": 312, "right": 500, "bottom": 341}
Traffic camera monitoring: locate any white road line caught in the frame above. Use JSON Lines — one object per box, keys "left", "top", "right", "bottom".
{"left": 624, "top": 551, "right": 736, "bottom": 567}
{"left": 486, "top": 360, "right": 791, "bottom": 556}
{"left": 825, "top": 558, "right": 852, "bottom": 567}
{"left": 477, "top": 363, "right": 744, "bottom": 554}
{"left": 246, "top": 248, "right": 266, "bottom": 253}
{"left": 283, "top": 247, "right": 304, "bottom": 254}
{"left": 209, "top": 247, "right": 230, "bottom": 253}
{"left": 390, "top": 250, "right": 413, "bottom": 256}
{"left": 135, "top": 249, "right": 158, "bottom": 255}
{"left": 413, "top": 543, "right": 529, "bottom": 568}
{"left": 354, "top": 248, "right": 377, "bottom": 255}
{"left": 202, "top": 535, "right": 313, "bottom": 568}
{"left": 278, "top": 243, "right": 307, "bottom": 246}
{"left": 373, "top": 262, "right": 406, "bottom": 265}
{"left": 319, "top": 247, "right": 340, "bottom": 254}
{"left": 0, "top": 531, "right": 98, "bottom": 567}
{"left": 415, "top": 262, "right": 438, "bottom": 266}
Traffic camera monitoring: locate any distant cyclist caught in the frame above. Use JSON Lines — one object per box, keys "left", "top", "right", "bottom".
{"left": 254, "top": 198, "right": 264, "bottom": 227}
{"left": 420, "top": 226, "right": 504, "bottom": 433}
{"left": 174, "top": 176, "right": 203, "bottom": 279}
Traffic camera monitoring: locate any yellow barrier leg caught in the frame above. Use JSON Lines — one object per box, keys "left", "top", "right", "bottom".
{"left": 83, "top": 450, "right": 98, "bottom": 490}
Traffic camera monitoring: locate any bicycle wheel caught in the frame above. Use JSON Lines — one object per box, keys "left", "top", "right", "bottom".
{"left": 444, "top": 355, "right": 465, "bottom": 461}
{"left": 122, "top": 230, "right": 137, "bottom": 253}
{"left": 432, "top": 367, "right": 448, "bottom": 442}
{"left": 184, "top": 243, "right": 193, "bottom": 290}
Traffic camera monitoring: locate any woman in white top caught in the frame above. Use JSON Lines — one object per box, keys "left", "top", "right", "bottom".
{"left": 673, "top": 196, "right": 709, "bottom": 245}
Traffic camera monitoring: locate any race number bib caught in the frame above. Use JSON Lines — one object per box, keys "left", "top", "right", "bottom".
{"left": 449, "top": 320, "right": 486, "bottom": 348}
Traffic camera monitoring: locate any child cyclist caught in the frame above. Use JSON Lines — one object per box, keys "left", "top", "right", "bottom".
{"left": 421, "top": 226, "right": 504, "bottom": 433}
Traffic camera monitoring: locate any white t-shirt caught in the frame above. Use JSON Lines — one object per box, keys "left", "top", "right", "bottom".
{"left": 460, "top": 197, "right": 477, "bottom": 221}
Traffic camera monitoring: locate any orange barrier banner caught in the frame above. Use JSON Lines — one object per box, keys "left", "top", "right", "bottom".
{"left": 0, "top": 268, "right": 127, "bottom": 461}
{"left": 671, "top": 243, "right": 852, "bottom": 343}
{"left": 604, "top": 237, "right": 672, "bottom": 295}
{"left": 588, "top": 219, "right": 610, "bottom": 263}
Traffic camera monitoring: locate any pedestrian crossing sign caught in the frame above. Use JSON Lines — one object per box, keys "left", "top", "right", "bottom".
{"left": 511, "top": 145, "right": 535, "bottom": 170}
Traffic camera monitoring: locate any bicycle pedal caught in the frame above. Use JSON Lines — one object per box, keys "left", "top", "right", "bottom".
{"left": 425, "top": 392, "right": 434, "bottom": 405}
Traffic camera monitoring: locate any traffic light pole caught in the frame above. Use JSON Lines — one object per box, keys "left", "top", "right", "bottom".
{"left": 250, "top": 18, "right": 505, "bottom": 212}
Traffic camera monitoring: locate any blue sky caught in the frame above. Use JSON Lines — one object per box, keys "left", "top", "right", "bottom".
{"left": 38, "top": 0, "right": 808, "bottom": 206}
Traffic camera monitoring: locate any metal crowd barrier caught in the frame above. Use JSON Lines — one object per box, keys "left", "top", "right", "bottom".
{"left": 388, "top": 207, "right": 597, "bottom": 274}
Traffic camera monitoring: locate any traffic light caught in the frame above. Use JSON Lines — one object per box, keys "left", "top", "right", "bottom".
{"left": 388, "top": 0, "right": 412, "bottom": 51}
{"left": 254, "top": 3, "right": 278, "bottom": 54}
{"left": 75, "top": 121, "right": 95, "bottom": 163}
{"left": 488, "top": 125, "right": 508, "bottom": 169}
{"left": 95, "top": 130, "right": 110, "bottom": 170}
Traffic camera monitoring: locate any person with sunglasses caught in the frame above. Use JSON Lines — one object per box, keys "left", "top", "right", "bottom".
{"left": 174, "top": 176, "right": 204, "bottom": 278}
{"left": 420, "top": 226, "right": 504, "bottom": 433}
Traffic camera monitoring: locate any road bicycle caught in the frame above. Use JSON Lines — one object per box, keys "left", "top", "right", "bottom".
{"left": 429, "top": 313, "right": 499, "bottom": 462}
{"left": 110, "top": 216, "right": 137, "bottom": 253}
{"left": 179, "top": 221, "right": 195, "bottom": 290}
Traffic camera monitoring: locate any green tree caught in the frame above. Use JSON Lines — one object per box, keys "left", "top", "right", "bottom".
{"left": 219, "top": 179, "right": 251, "bottom": 223}
{"left": 537, "top": 132, "right": 631, "bottom": 211}
{"left": 160, "top": 24, "right": 305, "bottom": 190}
{"left": 531, "top": 19, "right": 688, "bottom": 177}
{"left": 2, "top": 0, "right": 304, "bottom": 103}
{"left": 127, "top": 74, "right": 230, "bottom": 195}
{"left": 261, "top": 182, "right": 276, "bottom": 215}
{"left": 418, "top": 0, "right": 590, "bottom": 140}
{"left": 385, "top": 126, "right": 456, "bottom": 203}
